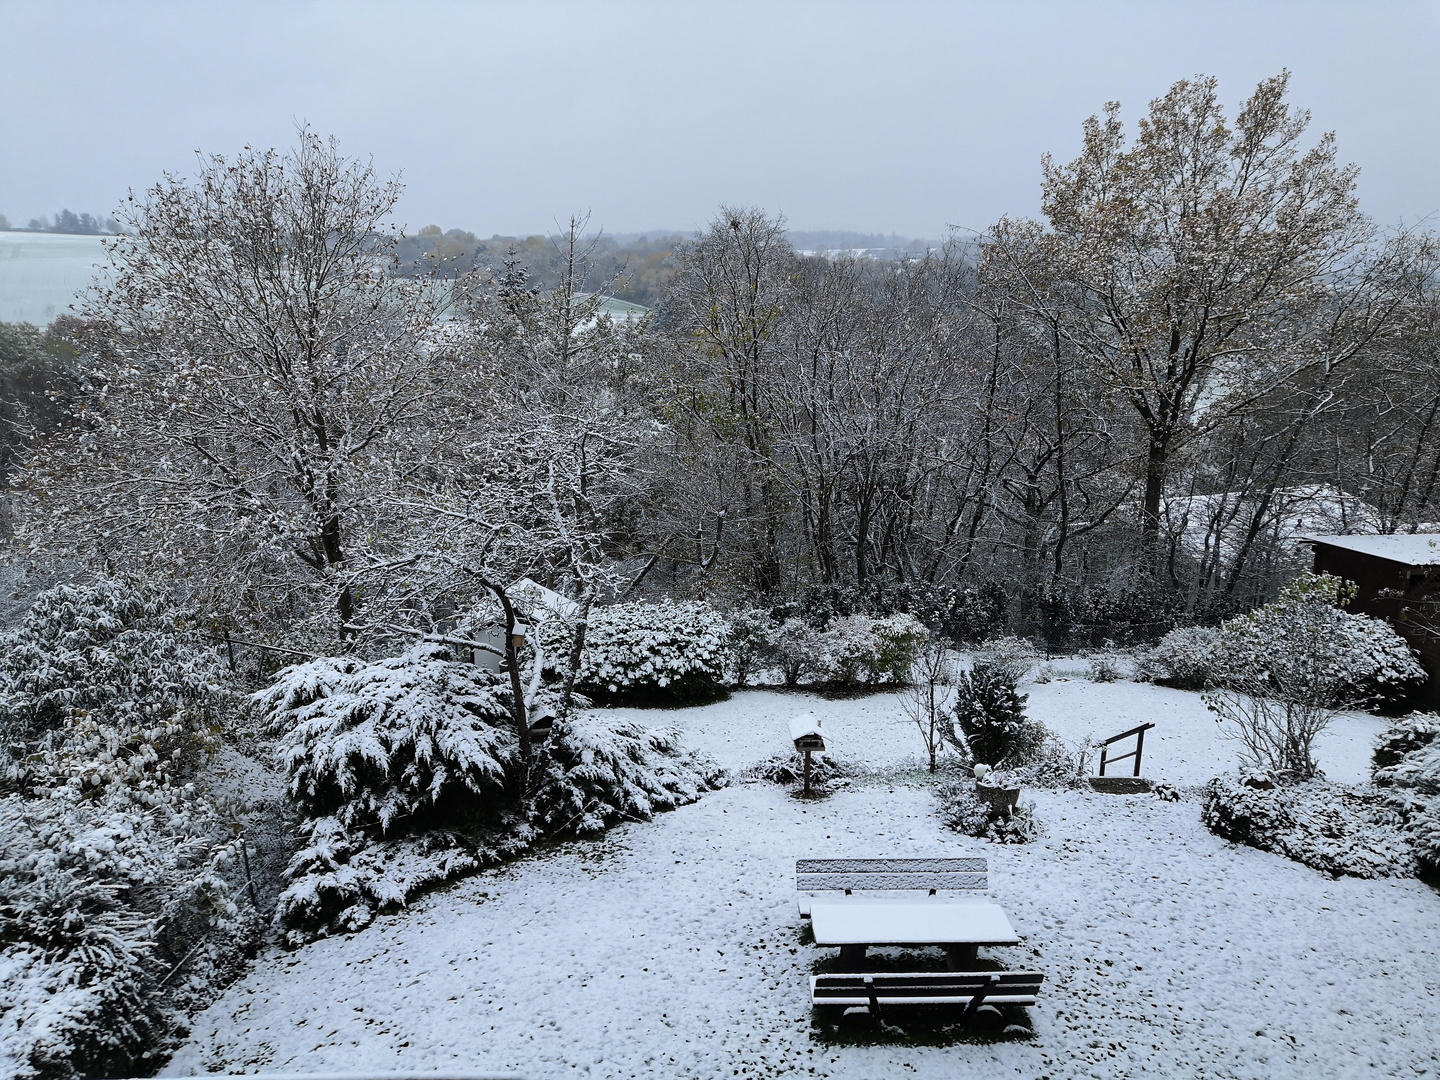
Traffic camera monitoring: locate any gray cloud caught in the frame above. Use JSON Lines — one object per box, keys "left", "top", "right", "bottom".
{"left": 1, "top": 0, "right": 1436, "bottom": 238}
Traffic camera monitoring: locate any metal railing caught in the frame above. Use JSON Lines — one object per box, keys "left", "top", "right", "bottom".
{"left": 1097, "top": 722, "right": 1156, "bottom": 777}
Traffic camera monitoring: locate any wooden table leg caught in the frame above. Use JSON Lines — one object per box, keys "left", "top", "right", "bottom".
{"left": 945, "top": 943, "right": 979, "bottom": 970}
{"left": 838, "top": 944, "right": 867, "bottom": 967}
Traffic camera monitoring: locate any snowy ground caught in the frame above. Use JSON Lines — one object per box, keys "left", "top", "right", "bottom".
{"left": 167, "top": 679, "right": 1438, "bottom": 1079}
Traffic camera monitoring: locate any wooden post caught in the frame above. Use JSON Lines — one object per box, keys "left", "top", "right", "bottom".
{"left": 804, "top": 749, "right": 813, "bottom": 797}
{"left": 223, "top": 629, "right": 236, "bottom": 672}
{"left": 1133, "top": 725, "right": 1146, "bottom": 777}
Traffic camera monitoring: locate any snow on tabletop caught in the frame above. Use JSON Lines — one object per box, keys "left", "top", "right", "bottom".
{"left": 166, "top": 783, "right": 1439, "bottom": 1079}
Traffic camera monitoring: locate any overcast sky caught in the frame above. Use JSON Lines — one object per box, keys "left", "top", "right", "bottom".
{"left": 2, "top": 0, "right": 1437, "bottom": 239}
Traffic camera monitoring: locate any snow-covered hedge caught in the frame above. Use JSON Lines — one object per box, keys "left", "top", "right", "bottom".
{"left": 253, "top": 643, "right": 518, "bottom": 833}
{"left": 1211, "top": 575, "right": 1424, "bottom": 707}
{"left": 274, "top": 815, "right": 533, "bottom": 945}
{"left": 1204, "top": 575, "right": 1426, "bottom": 782}
{"left": 1147, "top": 575, "right": 1424, "bottom": 707}
{"left": 724, "top": 608, "right": 774, "bottom": 687}
{"left": 1201, "top": 775, "right": 1416, "bottom": 878}
{"left": 815, "top": 613, "right": 928, "bottom": 685}
{"left": 540, "top": 600, "right": 728, "bottom": 703}
{"left": 769, "top": 618, "right": 821, "bottom": 687}
{"left": 1372, "top": 713, "right": 1440, "bottom": 872}
{"left": 0, "top": 580, "right": 251, "bottom": 1080}
{"left": 743, "top": 611, "right": 927, "bottom": 688}
{"left": 1140, "top": 625, "right": 1221, "bottom": 689}
{"left": 528, "top": 715, "right": 724, "bottom": 835}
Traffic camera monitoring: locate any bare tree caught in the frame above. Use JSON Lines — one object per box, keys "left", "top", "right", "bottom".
{"left": 18, "top": 129, "right": 447, "bottom": 645}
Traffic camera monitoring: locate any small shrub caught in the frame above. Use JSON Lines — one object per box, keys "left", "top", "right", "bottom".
{"left": 770, "top": 618, "right": 821, "bottom": 688}
{"left": 746, "top": 751, "right": 846, "bottom": 792}
{"left": 944, "top": 663, "right": 1041, "bottom": 767}
{"left": 936, "top": 781, "right": 1042, "bottom": 843}
{"left": 1143, "top": 625, "right": 1221, "bottom": 689}
{"left": 544, "top": 600, "right": 728, "bottom": 703}
{"left": 973, "top": 635, "right": 1037, "bottom": 685}
{"left": 1011, "top": 732, "right": 1093, "bottom": 789}
{"left": 1201, "top": 775, "right": 1416, "bottom": 878}
{"left": 725, "top": 608, "right": 775, "bottom": 687}
{"left": 1088, "top": 654, "right": 1121, "bottom": 683}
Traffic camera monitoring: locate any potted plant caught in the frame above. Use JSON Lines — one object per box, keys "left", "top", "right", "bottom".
{"left": 973, "top": 763, "right": 1021, "bottom": 817}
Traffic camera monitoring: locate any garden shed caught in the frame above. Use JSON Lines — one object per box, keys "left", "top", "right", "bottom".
{"left": 1304, "top": 533, "right": 1440, "bottom": 704}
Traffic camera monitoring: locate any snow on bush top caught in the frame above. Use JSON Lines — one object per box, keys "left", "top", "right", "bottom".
{"left": 1147, "top": 574, "right": 1424, "bottom": 705}
{"left": 540, "top": 600, "right": 728, "bottom": 702}
{"left": 1212, "top": 574, "right": 1424, "bottom": 706}
{"left": 253, "top": 642, "right": 517, "bottom": 833}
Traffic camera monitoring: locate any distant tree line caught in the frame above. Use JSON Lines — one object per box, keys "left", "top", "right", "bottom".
{"left": 5, "top": 208, "right": 122, "bottom": 234}
{"left": 396, "top": 225, "right": 683, "bottom": 306}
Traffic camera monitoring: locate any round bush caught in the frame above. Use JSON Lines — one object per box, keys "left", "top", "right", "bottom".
{"left": 546, "top": 600, "right": 728, "bottom": 704}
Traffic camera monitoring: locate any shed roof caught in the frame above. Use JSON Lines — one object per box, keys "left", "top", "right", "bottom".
{"left": 1303, "top": 533, "right": 1440, "bottom": 566}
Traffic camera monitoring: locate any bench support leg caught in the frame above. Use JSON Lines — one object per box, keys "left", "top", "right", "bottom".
{"left": 838, "top": 944, "right": 867, "bottom": 967}
{"left": 864, "top": 975, "right": 883, "bottom": 1023}
{"left": 945, "top": 943, "right": 979, "bottom": 970}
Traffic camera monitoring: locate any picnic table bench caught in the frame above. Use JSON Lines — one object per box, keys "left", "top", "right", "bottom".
{"left": 797, "top": 857, "right": 1043, "bottom": 1019}
{"left": 811, "top": 970, "right": 1046, "bottom": 1019}
{"left": 796, "top": 856, "right": 989, "bottom": 916}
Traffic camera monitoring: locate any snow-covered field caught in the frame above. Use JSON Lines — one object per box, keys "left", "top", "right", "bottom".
{"left": 0, "top": 231, "right": 107, "bottom": 324}
{"left": 166, "top": 680, "right": 1439, "bottom": 1079}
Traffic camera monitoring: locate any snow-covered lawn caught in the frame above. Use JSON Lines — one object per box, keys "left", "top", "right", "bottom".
{"left": 166, "top": 681, "right": 1439, "bottom": 1079}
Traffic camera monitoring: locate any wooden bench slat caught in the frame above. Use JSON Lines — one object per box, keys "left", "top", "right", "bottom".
{"left": 797, "top": 858, "right": 987, "bottom": 874}
{"left": 811, "top": 971, "right": 1044, "bottom": 1007}
{"left": 798, "top": 872, "right": 989, "bottom": 891}
{"left": 811, "top": 992, "right": 1043, "bottom": 1007}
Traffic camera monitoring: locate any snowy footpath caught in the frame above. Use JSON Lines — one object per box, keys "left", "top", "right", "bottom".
{"left": 166, "top": 683, "right": 1439, "bottom": 1079}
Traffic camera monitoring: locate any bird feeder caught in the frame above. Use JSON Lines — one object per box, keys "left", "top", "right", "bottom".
{"left": 510, "top": 622, "right": 529, "bottom": 651}
{"left": 788, "top": 713, "right": 826, "bottom": 796}
{"left": 528, "top": 705, "right": 556, "bottom": 743}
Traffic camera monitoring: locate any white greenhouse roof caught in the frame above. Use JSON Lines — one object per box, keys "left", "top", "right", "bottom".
{"left": 1303, "top": 533, "right": 1440, "bottom": 566}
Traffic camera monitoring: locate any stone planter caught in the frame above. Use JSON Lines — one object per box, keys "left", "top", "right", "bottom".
{"left": 976, "top": 782, "right": 1021, "bottom": 817}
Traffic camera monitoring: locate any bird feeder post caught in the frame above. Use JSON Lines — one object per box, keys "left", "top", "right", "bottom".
{"left": 787, "top": 713, "right": 827, "bottom": 798}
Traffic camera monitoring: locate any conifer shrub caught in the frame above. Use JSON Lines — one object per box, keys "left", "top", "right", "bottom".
{"left": 944, "top": 663, "right": 1044, "bottom": 767}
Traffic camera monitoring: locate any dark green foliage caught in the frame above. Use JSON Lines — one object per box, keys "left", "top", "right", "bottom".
{"left": 796, "top": 580, "right": 1008, "bottom": 643}
{"left": 1372, "top": 713, "right": 1440, "bottom": 778}
{"left": 946, "top": 663, "right": 1037, "bottom": 766}
{"left": 0, "top": 318, "right": 78, "bottom": 477}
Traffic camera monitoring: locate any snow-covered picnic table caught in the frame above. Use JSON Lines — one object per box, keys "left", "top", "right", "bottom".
{"left": 810, "top": 897, "right": 1021, "bottom": 967}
